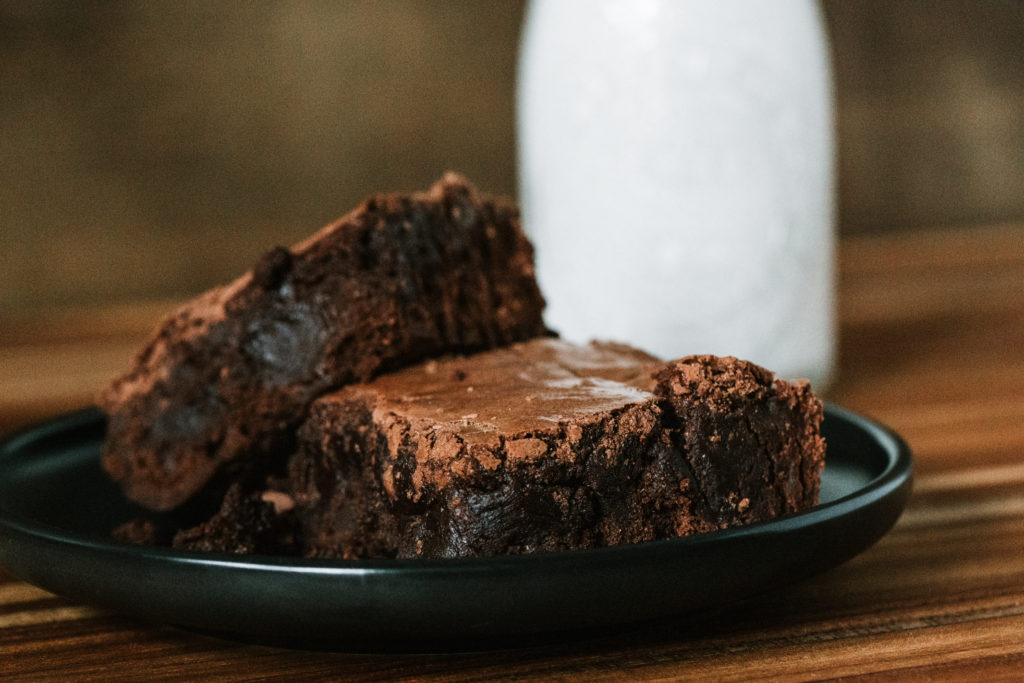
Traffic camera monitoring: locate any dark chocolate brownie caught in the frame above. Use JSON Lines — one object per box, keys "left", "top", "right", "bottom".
{"left": 282, "top": 339, "right": 826, "bottom": 559}
{"left": 99, "top": 174, "right": 549, "bottom": 511}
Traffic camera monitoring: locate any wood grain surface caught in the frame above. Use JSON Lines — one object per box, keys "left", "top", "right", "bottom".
{"left": 1, "top": 224, "right": 1022, "bottom": 680}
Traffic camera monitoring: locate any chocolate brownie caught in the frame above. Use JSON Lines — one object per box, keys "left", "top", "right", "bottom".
{"left": 283, "top": 339, "right": 826, "bottom": 559}
{"left": 99, "top": 174, "right": 549, "bottom": 511}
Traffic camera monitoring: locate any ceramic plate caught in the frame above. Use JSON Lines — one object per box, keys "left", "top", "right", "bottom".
{"left": 0, "top": 405, "right": 912, "bottom": 648}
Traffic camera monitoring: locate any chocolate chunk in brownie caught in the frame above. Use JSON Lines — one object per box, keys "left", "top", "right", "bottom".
{"left": 99, "top": 174, "right": 549, "bottom": 512}
{"left": 282, "top": 339, "right": 825, "bottom": 559}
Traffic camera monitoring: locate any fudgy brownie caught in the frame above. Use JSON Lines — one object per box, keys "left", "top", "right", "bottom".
{"left": 282, "top": 339, "right": 826, "bottom": 559}
{"left": 99, "top": 174, "right": 549, "bottom": 511}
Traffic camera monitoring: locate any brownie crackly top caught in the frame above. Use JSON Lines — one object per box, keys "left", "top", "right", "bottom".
{"left": 351, "top": 338, "right": 659, "bottom": 446}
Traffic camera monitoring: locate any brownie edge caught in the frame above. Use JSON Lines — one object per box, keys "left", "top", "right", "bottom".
{"left": 653, "top": 355, "right": 827, "bottom": 528}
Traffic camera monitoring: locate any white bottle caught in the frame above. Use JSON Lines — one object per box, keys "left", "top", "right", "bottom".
{"left": 518, "top": 0, "right": 835, "bottom": 388}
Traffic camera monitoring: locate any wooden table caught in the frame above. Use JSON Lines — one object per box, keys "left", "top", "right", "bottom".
{"left": 2, "top": 224, "right": 1022, "bottom": 679}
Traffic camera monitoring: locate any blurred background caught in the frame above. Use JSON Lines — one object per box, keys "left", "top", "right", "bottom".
{"left": 3, "top": 0, "right": 1024, "bottom": 316}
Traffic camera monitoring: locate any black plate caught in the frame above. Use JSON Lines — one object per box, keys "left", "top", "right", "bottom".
{"left": 0, "top": 406, "right": 912, "bottom": 647}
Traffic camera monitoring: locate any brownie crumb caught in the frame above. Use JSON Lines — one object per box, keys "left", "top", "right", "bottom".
{"left": 112, "top": 518, "right": 160, "bottom": 545}
{"left": 172, "top": 484, "right": 297, "bottom": 555}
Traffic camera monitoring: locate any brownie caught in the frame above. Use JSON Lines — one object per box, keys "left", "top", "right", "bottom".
{"left": 171, "top": 483, "right": 298, "bottom": 555}
{"left": 99, "top": 174, "right": 549, "bottom": 511}
{"left": 111, "top": 518, "right": 161, "bottom": 546}
{"left": 283, "top": 339, "right": 826, "bottom": 559}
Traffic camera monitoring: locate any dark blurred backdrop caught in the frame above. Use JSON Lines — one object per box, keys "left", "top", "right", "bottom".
{"left": 3, "top": 1, "right": 1023, "bottom": 314}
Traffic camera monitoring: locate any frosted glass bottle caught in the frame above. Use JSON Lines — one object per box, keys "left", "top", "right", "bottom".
{"left": 517, "top": 0, "right": 835, "bottom": 387}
